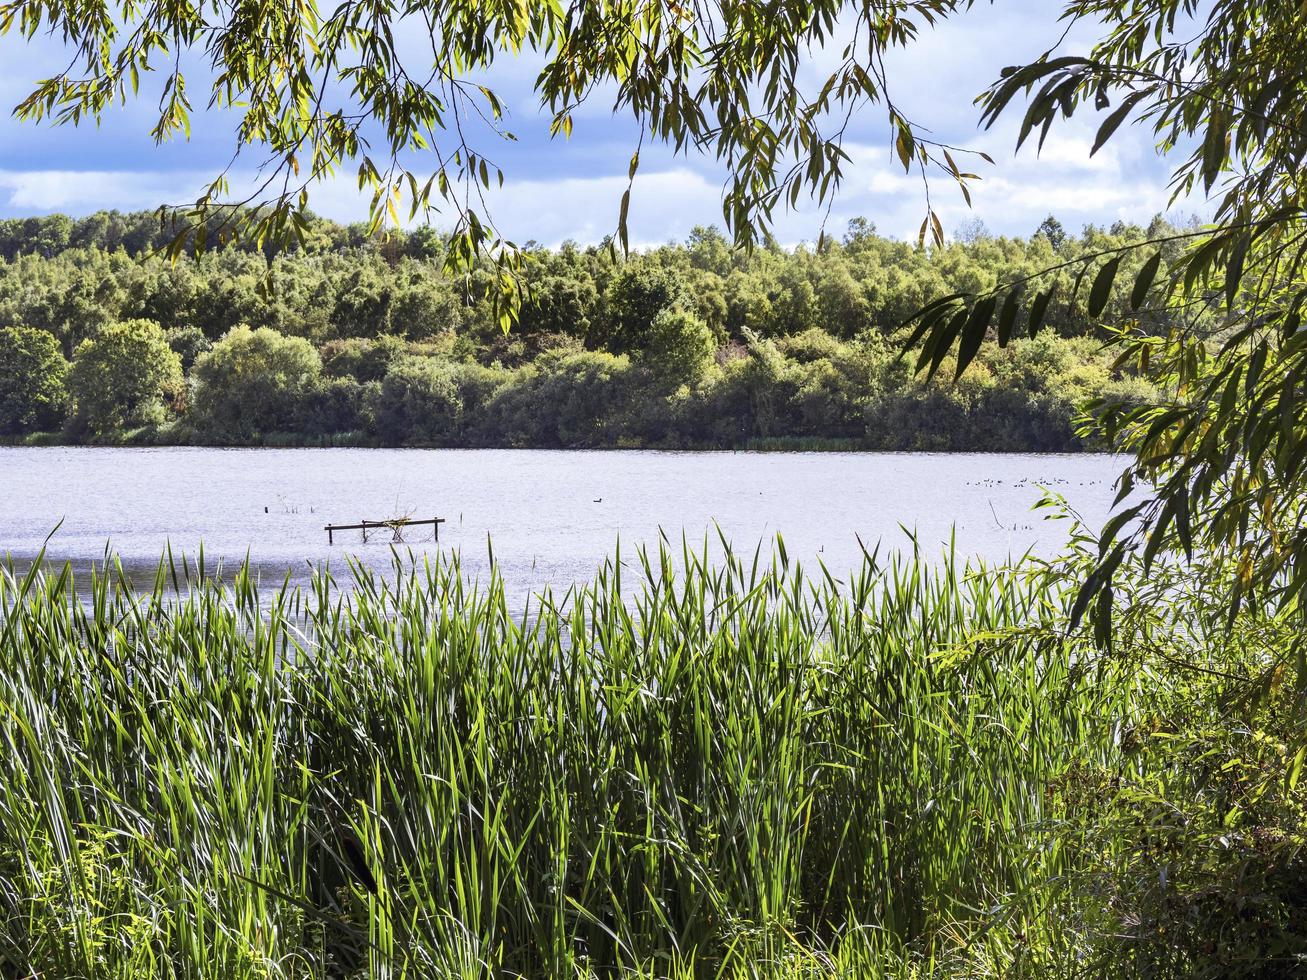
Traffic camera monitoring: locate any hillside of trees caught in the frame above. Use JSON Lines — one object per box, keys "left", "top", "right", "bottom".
{"left": 0, "top": 210, "right": 1175, "bottom": 451}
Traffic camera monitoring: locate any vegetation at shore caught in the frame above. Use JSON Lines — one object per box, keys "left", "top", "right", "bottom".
{"left": 0, "top": 211, "right": 1168, "bottom": 451}
{"left": 2, "top": 528, "right": 1300, "bottom": 978}
{"left": 3, "top": 0, "right": 1307, "bottom": 974}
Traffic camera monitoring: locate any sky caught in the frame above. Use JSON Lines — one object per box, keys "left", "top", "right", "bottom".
{"left": 0, "top": 0, "right": 1199, "bottom": 247}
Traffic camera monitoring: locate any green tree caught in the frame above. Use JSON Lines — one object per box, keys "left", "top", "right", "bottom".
{"left": 595, "top": 265, "right": 689, "bottom": 355}
{"left": 0, "top": 326, "right": 69, "bottom": 434}
{"left": 520, "top": 274, "right": 598, "bottom": 338}
{"left": 165, "top": 326, "right": 211, "bottom": 372}
{"left": 643, "top": 308, "right": 715, "bottom": 386}
{"left": 191, "top": 326, "right": 322, "bottom": 439}
{"left": 815, "top": 260, "right": 869, "bottom": 338}
{"left": 479, "top": 350, "right": 634, "bottom": 448}
{"left": 319, "top": 335, "right": 406, "bottom": 383}
{"left": 375, "top": 356, "right": 463, "bottom": 445}
{"left": 296, "top": 377, "right": 378, "bottom": 437}
{"left": 897, "top": 0, "right": 1307, "bottom": 630}
{"left": 0, "top": 211, "right": 1178, "bottom": 452}
{"left": 67, "top": 318, "right": 182, "bottom": 434}
{"left": 1034, "top": 215, "right": 1067, "bottom": 251}
{"left": 0, "top": 0, "right": 981, "bottom": 312}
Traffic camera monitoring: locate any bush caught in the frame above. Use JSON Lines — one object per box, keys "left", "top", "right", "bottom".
{"left": 165, "top": 326, "right": 212, "bottom": 371}
{"left": 375, "top": 355, "right": 463, "bottom": 445}
{"left": 296, "top": 377, "right": 378, "bottom": 436}
{"left": 191, "top": 325, "right": 322, "bottom": 439}
{"left": 642, "top": 308, "right": 715, "bottom": 385}
{"left": 476, "top": 350, "right": 635, "bottom": 447}
{"left": 449, "top": 361, "right": 511, "bottom": 438}
{"left": 0, "top": 326, "right": 69, "bottom": 434}
{"left": 776, "top": 327, "right": 846, "bottom": 364}
{"left": 319, "top": 334, "right": 406, "bottom": 382}
{"left": 68, "top": 318, "right": 182, "bottom": 435}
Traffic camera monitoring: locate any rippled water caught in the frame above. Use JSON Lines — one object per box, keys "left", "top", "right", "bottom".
{"left": 0, "top": 447, "right": 1125, "bottom": 601}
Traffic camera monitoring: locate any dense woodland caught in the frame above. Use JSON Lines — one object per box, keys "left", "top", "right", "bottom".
{"left": 0, "top": 209, "right": 1173, "bottom": 450}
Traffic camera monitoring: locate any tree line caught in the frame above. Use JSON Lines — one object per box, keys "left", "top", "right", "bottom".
{"left": 0, "top": 210, "right": 1176, "bottom": 450}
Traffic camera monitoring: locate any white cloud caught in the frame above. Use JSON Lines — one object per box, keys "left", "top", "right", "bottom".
{"left": 0, "top": 139, "right": 1199, "bottom": 250}
{"left": 483, "top": 168, "right": 721, "bottom": 247}
{"left": 0, "top": 0, "right": 1204, "bottom": 248}
{"left": 0, "top": 169, "right": 208, "bottom": 212}
{"left": 0, "top": 164, "right": 722, "bottom": 248}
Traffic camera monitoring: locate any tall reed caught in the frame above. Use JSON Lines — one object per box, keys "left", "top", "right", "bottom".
{"left": 0, "top": 541, "right": 1139, "bottom": 977}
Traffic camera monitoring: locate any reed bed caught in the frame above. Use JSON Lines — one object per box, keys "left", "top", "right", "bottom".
{"left": 0, "top": 542, "right": 1141, "bottom": 978}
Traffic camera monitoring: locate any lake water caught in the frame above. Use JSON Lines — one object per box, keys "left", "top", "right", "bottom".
{"left": 1, "top": 447, "right": 1126, "bottom": 601}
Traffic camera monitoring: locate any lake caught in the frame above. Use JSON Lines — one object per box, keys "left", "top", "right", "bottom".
{"left": 1, "top": 447, "right": 1126, "bottom": 601}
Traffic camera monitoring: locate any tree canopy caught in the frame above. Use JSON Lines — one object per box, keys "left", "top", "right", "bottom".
{"left": 0, "top": 210, "right": 1162, "bottom": 448}
{"left": 891, "top": 1, "right": 1307, "bottom": 635}
{"left": 0, "top": 0, "right": 978, "bottom": 276}
{"left": 66, "top": 318, "right": 183, "bottom": 434}
{"left": 0, "top": 325, "right": 67, "bottom": 433}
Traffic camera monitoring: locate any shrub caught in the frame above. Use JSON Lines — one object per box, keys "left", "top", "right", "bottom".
{"left": 776, "top": 327, "right": 846, "bottom": 364}
{"left": 0, "top": 326, "right": 69, "bottom": 434}
{"left": 191, "top": 326, "right": 322, "bottom": 439}
{"left": 449, "top": 361, "right": 511, "bottom": 438}
{"left": 320, "top": 334, "right": 406, "bottom": 382}
{"left": 477, "top": 350, "right": 635, "bottom": 447}
{"left": 165, "top": 326, "right": 212, "bottom": 371}
{"left": 68, "top": 318, "right": 182, "bottom": 435}
{"left": 642, "top": 308, "right": 715, "bottom": 385}
{"left": 296, "top": 377, "right": 379, "bottom": 436}
{"left": 375, "top": 355, "right": 463, "bottom": 445}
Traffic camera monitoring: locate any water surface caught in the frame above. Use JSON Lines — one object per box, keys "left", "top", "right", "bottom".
{"left": 1, "top": 447, "right": 1125, "bottom": 600}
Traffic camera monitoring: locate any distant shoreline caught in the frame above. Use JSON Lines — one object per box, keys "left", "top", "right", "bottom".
{"left": 0, "top": 431, "right": 1104, "bottom": 454}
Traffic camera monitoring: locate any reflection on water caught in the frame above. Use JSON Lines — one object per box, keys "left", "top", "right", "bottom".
{"left": 1, "top": 446, "right": 1125, "bottom": 602}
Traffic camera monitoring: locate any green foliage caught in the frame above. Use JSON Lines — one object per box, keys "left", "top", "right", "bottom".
{"left": 0, "top": 0, "right": 985, "bottom": 292}
{"left": 1035, "top": 215, "right": 1067, "bottom": 251}
{"left": 374, "top": 356, "right": 463, "bottom": 445}
{"left": 778, "top": 326, "right": 847, "bottom": 363}
{"left": 0, "top": 4, "right": 1304, "bottom": 974}
{"left": 67, "top": 318, "right": 182, "bottom": 435}
{"left": 1022, "top": 528, "right": 1307, "bottom": 979}
{"left": 894, "top": 0, "right": 1307, "bottom": 636}
{"left": 3, "top": 530, "right": 1297, "bottom": 977}
{"left": 642, "top": 308, "right": 715, "bottom": 385}
{"left": 191, "top": 326, "right": 322, "bottom": 439}
{"left": 320, "top": 334, "right": 407, "bottom": 382}
{"left": 0, "top": 326, "right": 68, "bottom": 434}
{"left": 595, "top": 264, "right": 689, "bottom": 355}
{"left": 295, "top": 377, "right": 378, "bottom": 437}
{"left": 0, "top": 539, "right": 1138, "bottom": 979}
{"left": 0, "top": 211, "right": 1158, "bottom": 449}
{"left": 519, "top": 273, "right": 598, "bottom": 337}
{"left": 165, "top": 325, "right": 211, "bottom": 371}
{"left": 477, "top": 350, "right": 636, "bottom": 448}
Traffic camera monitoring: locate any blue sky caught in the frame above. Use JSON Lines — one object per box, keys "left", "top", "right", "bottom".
{"left": 0, "top": 1, "right": 1197, "bottom": 246}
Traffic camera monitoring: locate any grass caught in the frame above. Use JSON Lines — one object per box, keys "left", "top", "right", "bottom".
{"left": 0, "top": 540, "right": 1144, "bottom": 978}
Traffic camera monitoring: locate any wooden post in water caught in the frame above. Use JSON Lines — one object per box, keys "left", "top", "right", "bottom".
{"left": 324, "top": 517, "right": 446, "bottom": 544}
